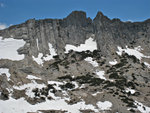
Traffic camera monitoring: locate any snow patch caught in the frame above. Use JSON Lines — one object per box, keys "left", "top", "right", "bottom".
{"left": 43, "top": 43, "right": 57, "bottom": 61}
{"left": 0, "top": 36, "right": 25, "bottom": 60}
{"left": 65, "top": 37, "right": 97, "bottom": 53}
{"left": 125, "top": 88, "right": 135, "bottom": 94}
{"left": 116, "top": 46, "right": 150, "bottom": 60}
{"left": 95, "top": 70, "right": 106, "bottom": 80}
{"left": 36, "top": 38, "right": 39, "bottom": 50}
{"left": 32, "top": 43, "right": 57, "bottom": 65}
{"left": 144, "top": 62, "right": 150, "bottom": 68}
{"left": 32, "top": 53, "right": 44, "bottom": 65}
{"left": 97, "top": 101, "right": 112, "bottom": 110}
{"left": 48, "top": 81, "right": 64, "bottom": 91}
{"left": 134, "top": 101, "right": 150, "bottom": 113}
{"left": 0, "top": 68, "right": 11, "bottom": 81}
{"left": 109, "top": 59, "right": 118, "bottom": 65}
{"left": 72, "top": 81, "right": 79, "bottom": 89}
{"left": 84, "top": 57, "right": 99, "bottom": 67}
{"left": 27, "top": 75, "right": 41, "bottom": 80}
{"left": 0, "top": 97, "right": 98, "bottom": 113}
{"left": 92, "top": 92, "right": 103, "bottom": 96}
{"left": 13, "top": 80, "right": 46, "bottom": 98}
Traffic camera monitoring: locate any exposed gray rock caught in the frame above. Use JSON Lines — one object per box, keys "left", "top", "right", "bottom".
{"left": 0, "top": 11, "right": 150, "bottom": 59}
{"left": 0, "top": 11, "right": 150, "bottom": 113}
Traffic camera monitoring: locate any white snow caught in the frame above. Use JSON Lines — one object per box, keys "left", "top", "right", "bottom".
{"left": 144, "top": 62, "right": 150, "bottom": 68}
{"left": 32, "top": 53, "right": 44, "bottom": 65}
{"left": 65, "top": 37, "right": 97, "bottom": 53}
{"left": 36, "top": 38, "right": 39, "bottom": 50}
{"left": 116, "top": 46, "right": 150, "bottom": 60}
{"left": 72, "top": 81, "right": 79, "bottom": 89}
{"left": 97, "top": 101, "right": 112, "bottom": 110}
{"left": 0, "top": 96, "right": 98, "bottom": 113}
{"left": 109, "top": 59, "right": 118, "bottom": 65}
{"left": 32, "top": 43, "right": 57, "bottom": 65}
{"left": 92, "top": 92, "right": 103, "bottom": 96}
{"left": 0, "top": 68, "right": 11, "bottom": 81}
{"left": 26, "top": 75, "right": 41, "bottom": 80}
{"left": 134, "top": 101, "right": 150, "bottom": 113}
{"left": 48, "top": 81, "right": 64, "bottom": 91}
{"left": 43, "top": 43, "right": 57, "bottom": 61}
{"left": 95, "top": 70, "right": 106, "bottom": 80}
{"left": 1, "top": 79, "right": 99, "bottom": 113}
{"left": 125, "top": 88, "right": 135, "bottom": 94}
{"left": 13, "top": 80, "right": 46, "bottom": 98}
{"left": 84, "top": 57, "right": 99, "bottom": 67}
{"left": 0, "top": 36, "right": 25, "bottom": 60}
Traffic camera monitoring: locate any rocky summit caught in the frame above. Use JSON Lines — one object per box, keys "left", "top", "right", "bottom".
{"left": 0, "top": 11, "right": 150, "bottom": 113}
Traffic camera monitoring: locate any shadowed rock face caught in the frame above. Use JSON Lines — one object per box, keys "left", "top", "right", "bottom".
{"left": 0, "top": 11, "right": 150, "bottom": 58}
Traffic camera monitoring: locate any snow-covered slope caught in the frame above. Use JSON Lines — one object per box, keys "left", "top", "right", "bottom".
{"left": 0, "top": 36, "right": 25, "bottom": 60}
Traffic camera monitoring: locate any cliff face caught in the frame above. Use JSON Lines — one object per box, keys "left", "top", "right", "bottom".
{"left": 0, "top": 11, "right": 150, "bottom": 113}
{"left": 1, "top": 11, "right": 150, "bottom": 58}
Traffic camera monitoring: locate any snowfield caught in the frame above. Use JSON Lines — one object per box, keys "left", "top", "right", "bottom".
{"left": 0, "top": 36, "right": 26, "bottom": 60}
{"left": 1, "top": 80, "right": 99, "bottom": 113}
{"left": 0, "top": 79, "right": 115, "bottom": 113}
{"left": 0, "top": 97, "right": 99, "bottom": 113}
{"left": 65, "top": 37, "right": 97, "bottom": 53}
{"left": 117, "top": 46, "right": 150, "bottom": 60}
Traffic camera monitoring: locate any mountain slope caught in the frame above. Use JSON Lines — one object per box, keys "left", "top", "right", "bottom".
{"left": 0, "top": 11, "right": 150, "bottom": 113}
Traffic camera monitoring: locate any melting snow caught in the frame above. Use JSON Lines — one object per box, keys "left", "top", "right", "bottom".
{"left": 32, "top": 43, "right": 57, "bottom": 65}
{"left": 65, "top": 37, "right": 97, "bottom": 53}
{"left": 109, "top": 59, "right": 118, "bottom": 65}
{"left": 43, "top": 43, "right": 57, "bottom": 61}
{"left": 116, "top": 46, "right": 150, "bottom": 60}
{"left": 92, "top": 92, "right": 103, "bottom": 96}
{"left": 48, "top": 81, "right": 64, "bottom": 91}
{"left": 0, "top": 36, "right": 25, "bottom": 60}
{"left": 0, "top": 97, "right": 98, "bottom": 113}
{"left": 97, "top": 101, "right": 112, "bottom": 110}
{"left": 27, "top": 75, "right": 41, "bottom": 80}
{"left": 0, "top": 68, "right": 11, "bottom": 81}
{"left": 144, "top": 62, "right": 150, "bottom": 68}
{"left": 72, "top": 81, "right": 79, "bottom": 89}
{"left": 36, "top": 38, "right": 39, "bottom": 50}
{"left": 32, "top": 53, "right": 44, "bottom": 65}
{"left": 134, "top": 101, "right": 150, "bottom": 113}
{"left": 125, "top": 88, "right": 135, "bottom": 94}
{"left": 13, "top": 80, "right": 46, "bottom": 98}
{"left": 84, "top": 57, "right": 99, "bottom": 67}
{"left": 95, "top": 70, "right": 106, "bottom": 80}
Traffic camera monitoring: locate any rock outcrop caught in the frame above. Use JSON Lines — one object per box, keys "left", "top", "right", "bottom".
{"left": 0, "top": 11, "right": 150, "bottom": 58}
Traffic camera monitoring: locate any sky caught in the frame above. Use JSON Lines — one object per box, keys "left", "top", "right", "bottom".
{"left": 0, "top": 0, "right": 150, "bottom": 28}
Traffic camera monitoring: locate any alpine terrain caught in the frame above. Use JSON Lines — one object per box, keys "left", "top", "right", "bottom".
{"left": 0, "top": 11, "right": 150, "bottom": 113}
